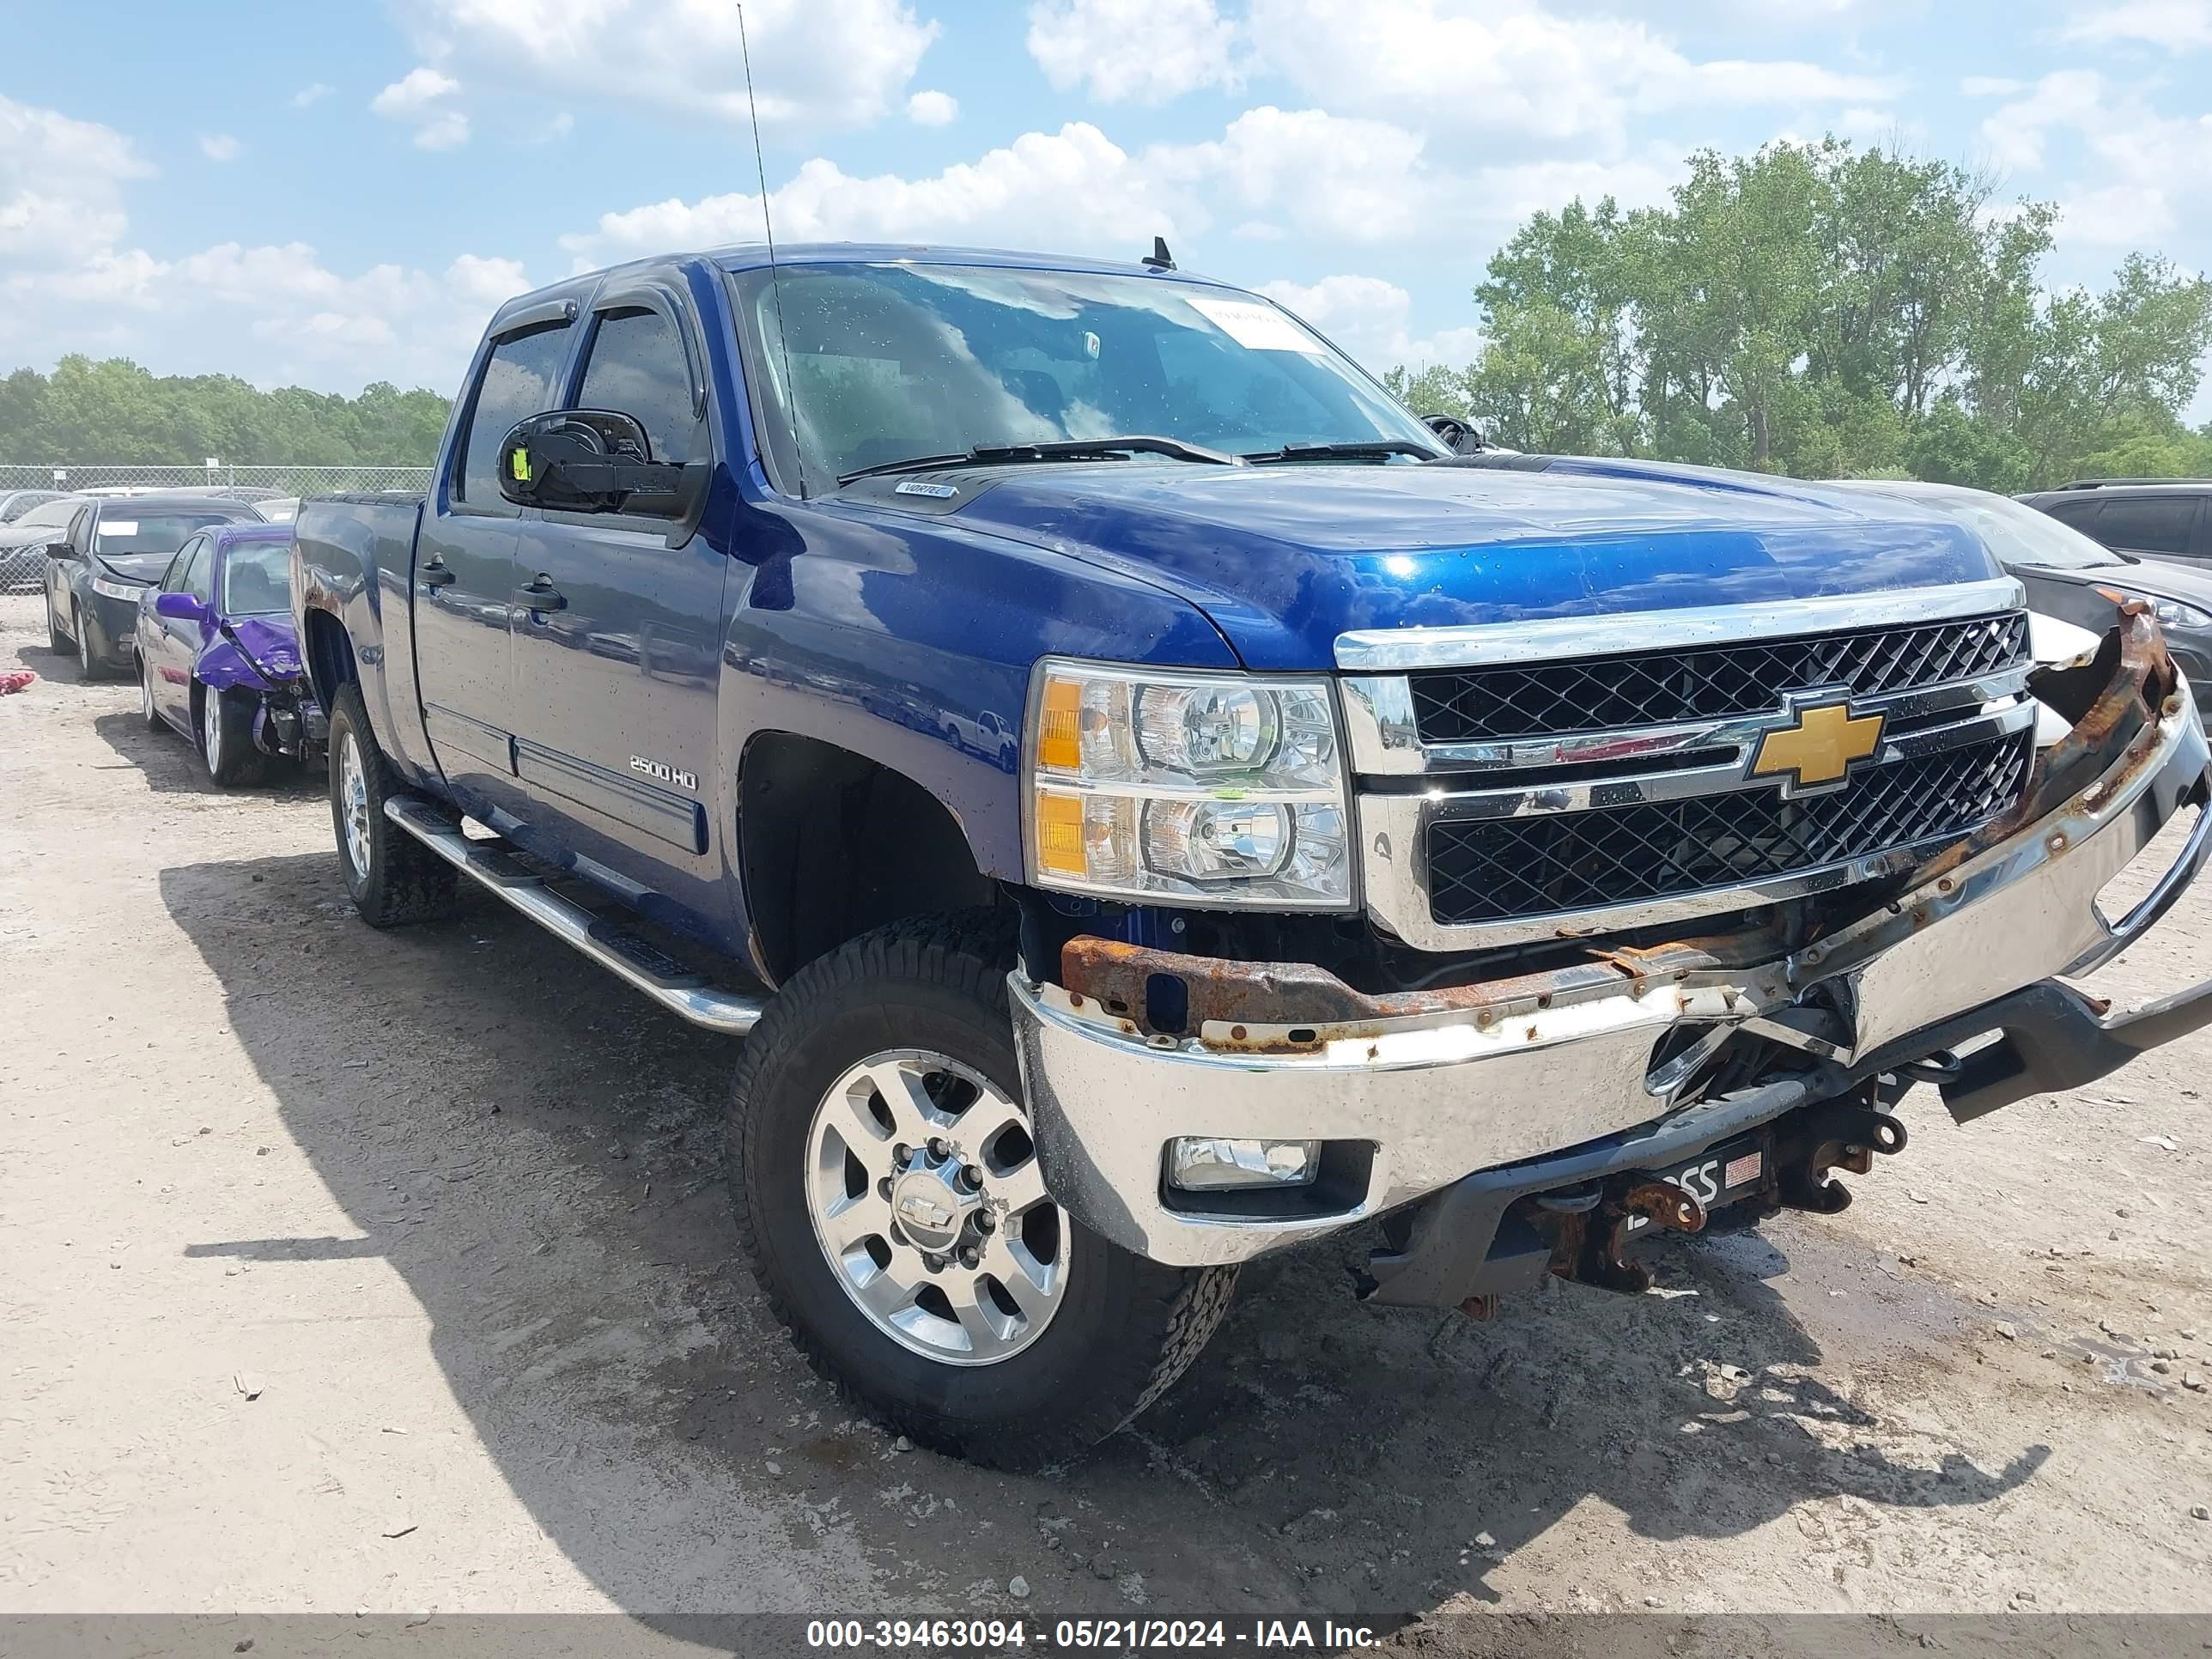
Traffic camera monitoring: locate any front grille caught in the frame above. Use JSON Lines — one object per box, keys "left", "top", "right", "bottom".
{"left": 1408, "top": 612, "right": 2029, "bottom": 744}
{"left": 1424, "top": 732, "right": 2033, "bottom": 927}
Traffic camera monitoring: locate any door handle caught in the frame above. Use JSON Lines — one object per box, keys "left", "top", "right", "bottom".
{"left": 513, "top": 578, "right": 567, "bottom": 613}
{"left": 419, "top": 560, "right": 458, "bottom": 588}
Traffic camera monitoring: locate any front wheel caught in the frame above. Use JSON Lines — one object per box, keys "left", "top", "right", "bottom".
{"left": 46, "top": 591, "right": 69, "bottom": 654}
{"left": 75, "top": 606, "right": 106, "bottom": 681}
{"left": 139, "top": 655, "right": 162, "bottom": 731}
{"left": 199, "top": 683, "right": 266, "bottom": 787}
{"left": 726, "top": 914, "right": 1237, "bottom": 1469}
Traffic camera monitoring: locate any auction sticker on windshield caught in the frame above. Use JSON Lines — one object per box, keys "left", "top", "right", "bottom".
{"left": 1184, "top": 295, "right": 1326, "bottom": 354}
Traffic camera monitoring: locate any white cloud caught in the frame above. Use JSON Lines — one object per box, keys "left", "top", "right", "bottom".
{"left": 561, "top": 122, "right": 1185, "bottom": 265}
{"left": 393, "top": 0, "right": 938, "bottom": 131}
{"left": 291, "top": 82, "right": 333, "bottom": 107}
{"left": 1244, "top": 0, "right": 1898, "bottom": 147}
{"left": 1256, "top": 273, "right": 1485, "bottom": 372}
{"left": 4, "top": 242, "right": 523, "bottom": 391}
{"left": 1978, "top": 70, "right": 2212, "bottom": 249}
{"left": 198, "top": 133, "right": 242, "bottom": 162}
{"left": 1961, "top": 75, "right": 2027, "bottom": 97}
{"left": 2059, "top": 0, "right": 2212, "bottom": 50}
{"left": 0, "top": 94, "right": 148, "bottom": 266}
{"left": 907, "top": 88, "right": 958, "bottom": 125}
{"left": 373, "top": 66, "right": 470, "bottom": 149}
{"left": 1025, "top": 0, "right": 1240, "bottom": 104}
{"left": 372, "top": 66, "right": 460, "bottom": 116}
{"left": 1152, "top": 106, "right": 1428, "bottom": 241}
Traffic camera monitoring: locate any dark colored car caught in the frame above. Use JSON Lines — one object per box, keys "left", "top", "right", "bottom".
{"left": 0, "top": 494, "right": 86, "bottom": 592}
{"left": 0, "top": 488, "right": 68, "bottom": 523}
{"left": 2017, "top": 478, "right": 2212, "bottom": 565}
{"left": 40, "top": 493, "right": 265, "bottom": 678}
{"left": 1856, "top": 480, "right": 2212, "bottom": 716}
{"left": 134, "top": 523, "right": 323, "bottom": 785}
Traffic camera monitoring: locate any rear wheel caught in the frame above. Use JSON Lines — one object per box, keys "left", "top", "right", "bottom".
{"left": 326, "top": 682, "right": 459, "bottom": 927}
{"left": 727, "top": 913, "right": 1238, "bottom": 1468}
{"left": 198, "top": 682, "right": 265, "bottom": 787}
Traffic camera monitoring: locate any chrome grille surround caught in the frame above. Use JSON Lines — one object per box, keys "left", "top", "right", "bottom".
{"left": 1338, "top": 578, "right": 2039, "bottom": 951}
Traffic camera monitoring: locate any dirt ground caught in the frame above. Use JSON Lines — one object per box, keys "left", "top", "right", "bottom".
{"left": 3, "top": 589, "right": 2211, "bottom": 1644}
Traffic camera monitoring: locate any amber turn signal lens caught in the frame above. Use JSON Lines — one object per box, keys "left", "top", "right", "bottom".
{"left": 1034, "top": 789, "right": 1086, "bottom": 876}
{"left": 1036, "top": 676, "right": 1083, "bottom": 772}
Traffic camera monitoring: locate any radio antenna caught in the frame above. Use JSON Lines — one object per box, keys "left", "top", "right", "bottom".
{"left": 737, "top": 2, "right": 809, "bottom": 497}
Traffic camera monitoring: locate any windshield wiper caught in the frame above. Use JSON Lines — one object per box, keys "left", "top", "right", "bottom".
{"left": 1241, "top": 440, "right": 1443, "bottom": 465}
{"left": 838, "top": 434, "right": 1239, "bottom": 487}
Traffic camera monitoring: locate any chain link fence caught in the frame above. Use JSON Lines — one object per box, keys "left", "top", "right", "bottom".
{"left": 0, "top": 462, "right": 432, "bottom": 497}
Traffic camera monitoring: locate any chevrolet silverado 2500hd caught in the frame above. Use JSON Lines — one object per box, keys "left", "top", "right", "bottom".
{"left": 293, "top": 243, "right": 2212, "bottom": 1469}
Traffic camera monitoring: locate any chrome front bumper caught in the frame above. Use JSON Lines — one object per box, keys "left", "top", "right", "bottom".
{"left": 1012, "top": 626, "right": 2212, "bottom": 1269}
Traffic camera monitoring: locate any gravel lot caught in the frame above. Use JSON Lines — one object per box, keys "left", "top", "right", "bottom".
{"left": 4, "top": 589, "right": 2211, "bottom": 1641}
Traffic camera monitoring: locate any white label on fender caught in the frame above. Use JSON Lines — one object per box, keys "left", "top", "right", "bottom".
{"left": 1185, "top": 296, "right": 1326, "bottom": 354}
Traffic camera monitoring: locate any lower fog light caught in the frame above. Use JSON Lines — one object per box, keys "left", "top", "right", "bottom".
{"left": 1167, "top": 1137, "right": 1322, "bottom": 1190}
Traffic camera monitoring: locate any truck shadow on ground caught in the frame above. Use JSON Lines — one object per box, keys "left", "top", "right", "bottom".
{"left": 161, "top": 848, "right": 2050, "bottom": 1622}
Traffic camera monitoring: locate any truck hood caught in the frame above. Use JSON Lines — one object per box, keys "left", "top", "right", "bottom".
{"left": 848, "top": 458, "right": 2002, "bottom": 671}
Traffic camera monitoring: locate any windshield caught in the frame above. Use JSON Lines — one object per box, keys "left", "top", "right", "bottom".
{"left": 732, "top": 262, "right": 1441, "bottom": 491}
{"left": 2, "top": 494, "right": 58, "bottom": 522}
{"left": 96, "top": 511, "right": 240, "bottom": 559}
{"left": 1934, "top": 490, "right": 2130, "bottom": 571}
{"left": 17, "top": 499, "right": 79, "bottom": 528}
{"left": 220, "top": 541, "right": 290, "bottom": 614}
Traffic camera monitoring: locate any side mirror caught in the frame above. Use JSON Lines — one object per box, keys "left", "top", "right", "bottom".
{"left": 497, "top": 409, "right": 693, "bottom": 518}
{"left": 1421, "top": 413, "right": 1484, "bottom": 454}
{"left": 155, "top": 592, "right": 212, "bottom": 624}
{"left": 45, "top": 541, "right": 76, "bottom": 559}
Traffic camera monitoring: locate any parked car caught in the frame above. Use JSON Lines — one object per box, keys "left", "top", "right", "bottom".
{"left": 2017, "top": 478, "right": 2212, "bottom": 564}
{"left": 135, "top": 523, "right": 323, "bottom": 785}
{"left": 294, "top": 242, "right": 2212, "bottom": 1468}
{"left": 0, "top": 488, "right": 68, "bottom": 523}
{"left": 1847, "top": 479, "right": 2212, "bottom": 720}
{"left": 0, "top": 494, "right": 86, "bottom": 593}
{"left": 41, "top": 494, "right": 265, "bottom": 678}
{"left": 254, "top": 495, "right": 301, "bottom": 525}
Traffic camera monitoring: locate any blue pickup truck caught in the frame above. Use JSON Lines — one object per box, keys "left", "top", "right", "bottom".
{"left": 295, "top": 242, "right": 2212, "bottom": 1468}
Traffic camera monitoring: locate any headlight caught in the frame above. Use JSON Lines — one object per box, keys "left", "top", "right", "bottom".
{"left": 90, "top": 576, "right": 141, "bottom": 602}
{"left": 2096, "top": 586, "right": 2212, "bottom": 630}
{"left": 1025, "top": 659, "right": 1352, "bottom": 908}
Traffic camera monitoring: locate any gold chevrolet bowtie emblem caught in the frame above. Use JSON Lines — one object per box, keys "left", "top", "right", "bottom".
{"left": 1748, "top": 701, "right": 1885, "bottom": 794}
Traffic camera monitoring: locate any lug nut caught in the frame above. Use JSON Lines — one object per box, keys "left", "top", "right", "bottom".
{"left": 892, "top": 1143, "right": 911, "bottom": 1165}
{"left": 878, "top": 1176, "right": 892, "bottom": 1200}
{"left": 927, "top": 1138, "right": 948, "bottom": 1160}
{"left": 959, "top": 1248, "right": 980, "bottom": 1268}
{"left": 975, "top": 1211, "right": 996, "bottom": 1233}
{"left": 922, "top": 1253, "right": 944, "bottom": 1273}
{"left": 961, "top": 1164, "right": 982, "bottom": 1189}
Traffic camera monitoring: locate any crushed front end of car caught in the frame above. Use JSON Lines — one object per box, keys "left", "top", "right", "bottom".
{"left": 1009, "top": 585, "right": 2212, "bottom": 1313}
{"left": 198, "top": 616, "right": 328, "bottom": 763}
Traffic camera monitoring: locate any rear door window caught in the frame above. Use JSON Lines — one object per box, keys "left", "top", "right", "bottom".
{"left": 2041, "top": 497, "right": 2102, "bottom": 532}
{"left": 575, "top": 306, "right": 704, "bottom": 466}
{"left": 2093, "top": 495, "right": 2199, "bottom": 556}
{"left": 458, "top": 321, "right": 574, "bottom": 507}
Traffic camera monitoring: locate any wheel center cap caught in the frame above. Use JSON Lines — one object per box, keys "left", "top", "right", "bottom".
{"left": 890, "top": 1162, "right": 976, "bottom": 1252}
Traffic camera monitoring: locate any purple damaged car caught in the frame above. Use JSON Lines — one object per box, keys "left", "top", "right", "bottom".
{"left": 134, "top": 523, "right": 325, "bottom": 786}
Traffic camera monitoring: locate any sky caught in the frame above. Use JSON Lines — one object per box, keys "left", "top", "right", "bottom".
{"left": 2, "top": 0, "right": 2209, "bottom": 406}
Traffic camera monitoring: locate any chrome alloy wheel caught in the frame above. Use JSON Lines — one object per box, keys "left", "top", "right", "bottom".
{"left": 337, "top": 729, "right": 372, "bottom": 879}
{"left": 202, "top": 686, "right": 223, "bottom": 772}
{"left": 805, "top": 1049, "right": 1069, "bottom": 1365}
{"left": 141, "top": 659, "right": 155, "bottom": 723}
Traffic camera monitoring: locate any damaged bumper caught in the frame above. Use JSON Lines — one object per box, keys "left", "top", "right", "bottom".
{"left": 1011, "top": 611, "right": 2212, "bottom": 1291}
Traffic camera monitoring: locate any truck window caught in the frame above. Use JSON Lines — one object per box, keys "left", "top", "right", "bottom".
{"left": 576, "top": 307, "right": 703, "bottom": 466}
{"left": 2093, "top": 495, "right": 2197, "bottom": 555}
{"left": 458, "top": 320, "right": 574, "bottom": 504}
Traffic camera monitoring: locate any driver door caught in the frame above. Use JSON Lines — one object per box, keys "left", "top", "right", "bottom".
{"left": 149, "top": 535, "right": 211, "bottom": 724}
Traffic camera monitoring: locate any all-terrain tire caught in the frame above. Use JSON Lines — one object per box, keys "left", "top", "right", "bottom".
{"left": 326, "top": 681, "right": 460, "bottom": 928}
{"left": 199, "top": 682, "right": 268, "bottom": 787}
{"left": 726, "top": 912, "right": 1238, "bottom": 1469}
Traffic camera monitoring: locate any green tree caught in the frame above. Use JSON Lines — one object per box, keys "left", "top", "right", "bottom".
{"left": 0, "top": 356, "right": 453, "bottom": 465}
{"left": 1392, "top": 137, "right": 2212, "bottom": 491}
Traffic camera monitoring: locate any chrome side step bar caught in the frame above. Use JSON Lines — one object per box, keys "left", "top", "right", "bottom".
{"left": 383, "top": 796, "right": 765, "bottom": 1036}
